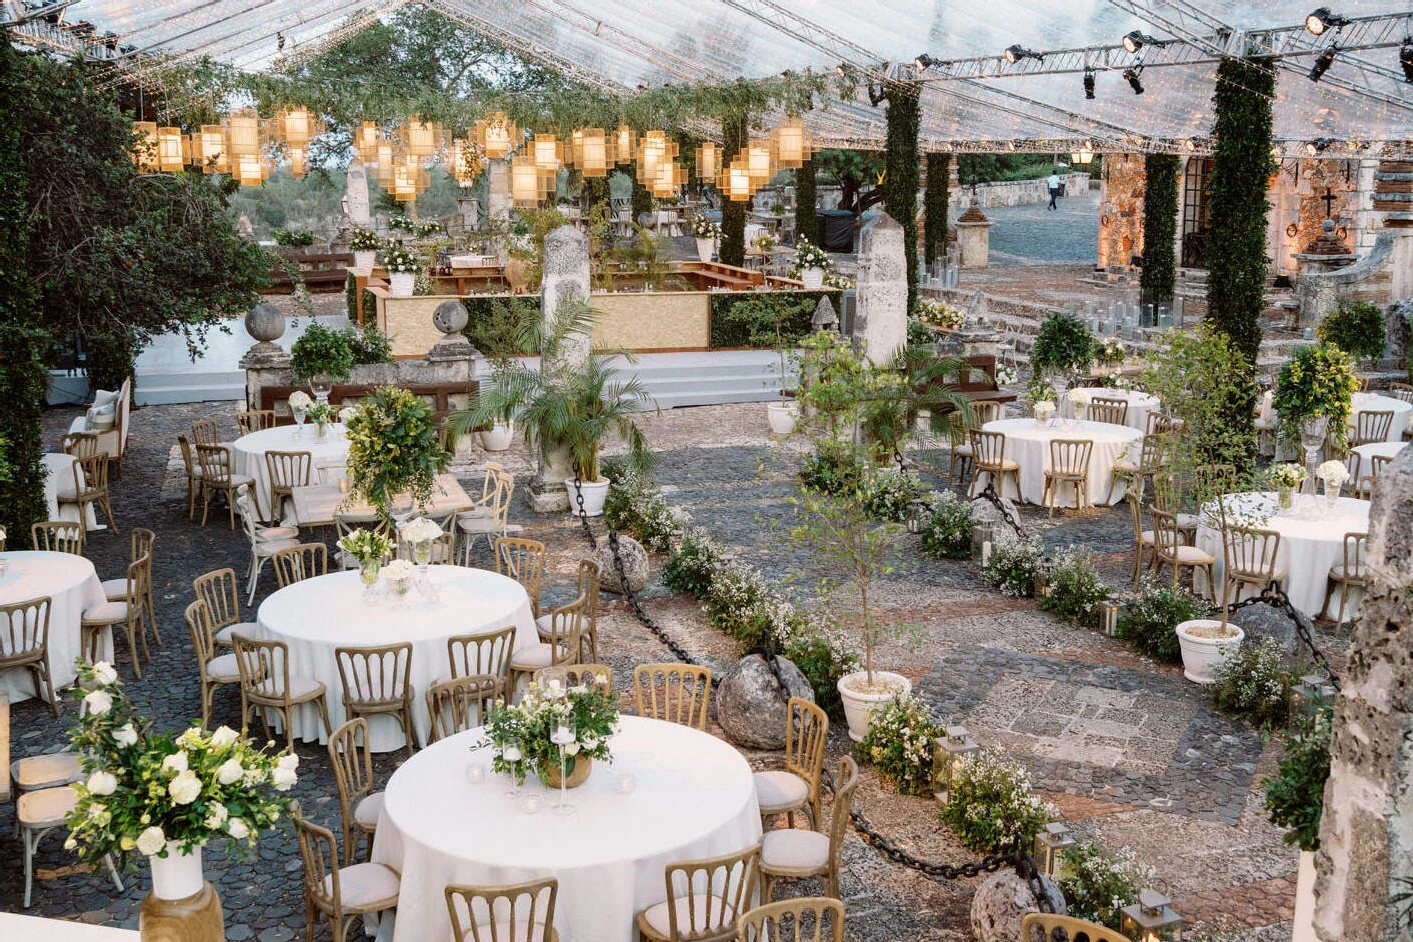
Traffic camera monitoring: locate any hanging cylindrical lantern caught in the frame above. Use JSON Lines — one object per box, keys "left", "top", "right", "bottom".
{"left": 191, "top": 125, "right": 228, "bottom": 173}
{"left": 695, "top": 140, "right": 720, "bottom": 181}
{"left": 746, "top": 141, "right": 775, "bottom": 185}
{"left": 355, "top": 121, "right": 379, "bottom": 164}
{"left": 772, "top": 117, "right": 811, "bottom": 169}
{"left": 405, "top": 117, "right": 439, "bottom": 158}
{"left": 476, "top": 112, "right": 517, "bottom": 160}
{"left": 718, "top": 158, "right": 755, "bottom": 201}
{"left": 578, "top": 127, "right": 609, "bottom": 177}
{"left": 233, "top": 152, "right": 268, "bottom": 187}
{"left": 280, "top": 107, "right": 314, "bottom": 147}
{"left": 226, "top": 110, "right": 261, "bottom": 158}
{"left": 132, "top": 121, "right": 159, "bottom": 172}
{"left": 392, "top": 159, "right": 418, "bottom": 202}
{"left": 532, "top": 133, "right": 563, "bottom": 173}
{"left": 375, "top": 143, "right": 396, "bottom": 187}
{"left": 287, "top": 145, "right": 308, "bottom": 179}
{"left": 614, "top": 125, "right": 637, "bottom": 164}
{"left": 650, "top": 159, "right": 685, "bottom": 198}
{"left": 156, "top": 127, "right": 185, "bottom": 172}
{"left": 636, "top": 130, "right": 674, "bottom": 184}
{"left": 510, "top": 155, "right": 547, "bottom": 207}
{"left": 565, "top": 127, "right": 584, "bottom": 168}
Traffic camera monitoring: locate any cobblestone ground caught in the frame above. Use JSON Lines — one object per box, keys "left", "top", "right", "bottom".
{"left": 985, "top": 191, "right": 1101, "bottom": 267}
{"left": 3, "top": 398, "right": 1320, "bottom": 940}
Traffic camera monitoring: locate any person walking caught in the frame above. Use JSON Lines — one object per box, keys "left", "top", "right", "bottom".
{"left": 1047, "top": 171, "right": 1061, "bottom": 210}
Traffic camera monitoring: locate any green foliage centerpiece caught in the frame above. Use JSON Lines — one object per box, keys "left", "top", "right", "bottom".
{"left": 344, "top": 385, "right": 450, "bottom": 520}
{"left": 290, "top": 322, "right": 354, "bottom": 399}
{"left": 1031, "top": 311, "right": 1094, "bottom": 382}
{"left": 486, "top": 679, "right": 618, "bottom": 789}
{"left": 1273, "top": 342, "right": 1358, "bottom": 463}
{"left": 1316, "top": 300, "right": 1386, "bottom": 363}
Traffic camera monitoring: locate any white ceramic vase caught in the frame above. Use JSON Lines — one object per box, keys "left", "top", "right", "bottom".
{"left": 565, "top": 478, "right": 610, "bottom": 517}
{"left": 766, "top": 401, "right": 798, "bottom": 435}
{"left": 1175, "top": 619, "right": 1244, "bottom": 684}
{"left": 388, "top": 271, "right": 416, "bottom": 297}
{"left": 800, "top": 267, "right": 825, "bottom": 290}
{"left": 352, "top": 250, "right": 375, "bottom": 274}
{"left": 480, "top": 420, "right": 514, "bottom": 452}
{"left": 695, "top": 238, "right": 715, "bottom": 262}
{"left": 837, "top": 670, "right": 912, "bottom": 742}
{"left": 149, "top": 845, "right": 204, "bottom": 901}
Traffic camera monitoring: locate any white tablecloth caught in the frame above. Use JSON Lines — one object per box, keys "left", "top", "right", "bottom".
{"left": 372, "top": 716, "right": 762, "bottom": 942}
{"left": 256, "top": 568, "right": 536, "bottom": 751}
{"left": 0, "top": 552, "right": 109, "bottom": 700}
{"left": 231, "top": 426, "right": 350, "bottom": 522}
{"left": 982, "top": 418, "right": 1142, "bottom": 508}
{"left": 1352, "top": 393, "right": 1412, "bottom": 442}
{"left": 1196, "top": 492, "right": 1370, "bottom": 619}
{"left": 1063, "top": 388, "right": 1160, "bottom": 432}
{"left": 41, "top": 453, "right": 99, "bottom": 531}
{"left": 1349, "top": 441, "right": 1406, "bottom": 480}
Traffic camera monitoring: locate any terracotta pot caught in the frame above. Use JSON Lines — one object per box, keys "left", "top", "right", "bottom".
{"left": 540, "top": 755, "right": 592, "bottom": 788}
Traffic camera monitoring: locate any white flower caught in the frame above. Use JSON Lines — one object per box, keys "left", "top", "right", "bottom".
{"left": 176, "top": 728, "right": 203, "bottom": 748}
{"left": 84, "top": 689, "right": 113, "bottom": 716}
{"left": 210, "top": 726, "right": 239, "bottom": 748}
{"left": 580, "top": 734, "right": 598, "bottom": 750}
{"left": 338, "top": 407, "right": 358, "bottom": 424}
{"left": 87, "top": 802, "right": 107, "bottom": 819}
{"left": 204, "top": 803, "right": 228, "bottom": 829}
{"left": 226, "top": 818, "right": 250, "bottom": 840}
{"left": 136, "top": 826, "right": 166, "bottom": 856}
{"left": 216, "top": 758, "right": 244, "bottom": 785}
{"left": 1317, "top": 459, "right": 1349, "bottom": 487}
{"left": 271, "top": 767, "right": 298, "bottom": 791}
{"left": 242, "top": 767, "right": 266, "bottom": 787}
{"left": 277, "top": 752, "right": 299, "bottom": 772}
{"left": 112, "top": 724, "right": 138, "bottom": 747}
{"left": 288, "top": 391, "right": 312, "bottom": 410}
{"left": 404, "top": 517, "right": 443, "bottom": 543}
{"left": 91, "top": 662, "right": 118, "bottom": 686}
{"left": 86, "top": 770, "right": 118, "bottom": 796}
{"left": 161, "top": 751, "right": 189, "bottom": 775}
{"left": 168, "top": 770, "right": 202, "bottom": 805}
{"left": 564, "top": 743, "right": 580, "bottom": 756}
{"left": 383, "top": 559, "right": 415, "bottom": 581}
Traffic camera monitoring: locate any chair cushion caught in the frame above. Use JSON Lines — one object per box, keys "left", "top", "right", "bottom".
{"left": 12, "top": 753, "right": 81, "bottom": 791}
{"left": 952, "top": 445, "right": 974, "bottom": 457}
{"left": 82, "top": 600, "right": 128, "bottom": 623}
{"left": 206, "top": 653, "right": 241, "bottom": 683}
{"left": 17, "top": 785, "right": 79, "bottom": 829}
{"left": 761, "top": 827, "right": 830, "bottom": 871}
{"left": 101, "top": 578, "right": 132, "bottom": 601}
{"left": 457, "top": 517, "right": 501, "bottom": 535}
{"left": 639, "top": 894, "right": 736, "bottom": 937}
{"left": 508, "top": 644, "right": 555, "bottom": 670}
{"left": 354, "top": 791, "right": 385, "bottom": 829}
{"left": 535, "top": 613, "right": 553, "bottom": 637}
{"left": 754, "top": 770, "right": 809, "bottom": 813}
{"left": 258, "top": 526, "right": 301, "bottom": 541}
{"left": 54, "top": 483, "right": 84, "bottom": 501}
{"left": 465, "top": 923, "right": 550, "bottom": 942}
{"left": 214, "top": 622, "right": 259, "bottom": 646}
{"left": 322, "top": 862, "right": 400, "bottom": 910}
{"left": 1173, "top": 545, "right": 1215, "bottom": 565}
{"left": 457, "top": 507, "right": 491, "bottom": 520}
{"left": 256, "top": 538, "right": 302, "bottom": 557}
{"left": 285, "top": 676, "right": 326, "bottom": 701}
{"left": 1175, "top": 513, "right": 1199, "bottom": 530}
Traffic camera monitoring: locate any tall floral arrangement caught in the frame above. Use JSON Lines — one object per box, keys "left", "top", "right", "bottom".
{"left": 64, "top": 662, "right": 296, "bottom": 867}
{"left": 344, "top": 385, "right": 449, "bottom": 519}
{"left": 1272, "top": 342, "right": 1358, "bottom": 452}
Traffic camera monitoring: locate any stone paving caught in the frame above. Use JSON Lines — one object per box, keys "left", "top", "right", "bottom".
{"left": 0, "top": 397, "right": 1322, "bottom": 940}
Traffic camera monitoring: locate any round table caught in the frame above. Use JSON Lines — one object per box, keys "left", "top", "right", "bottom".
{"left": 1351, "top": 392, "right": 1412, "bottom": 442}
{"left": 1195, "top": 491, "right": 1370, "bottom": 619}
{"left": 255, "top": 568, "right": 537, "bottom": 751}
{"left": 982, "top": 418, "right": 1142, "bottom": 508}
{"left": 1350, "top": 440, "right": 1406, "bottom": 481}
{"left": 1064, "top": 388, "right": 1160, "bottom": 432}
{"left": 230, "top": 425, "right": 350, "bottom": 523}
{"left": 0, "top": 552, "right": 108, "bottom": 701}
{"left": 372, "top": 716, "right": 762, "bottom": 942}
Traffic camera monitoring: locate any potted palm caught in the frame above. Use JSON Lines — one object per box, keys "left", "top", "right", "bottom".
{"left": 382, "top": 242, "right": 422, "bottom": 297}
{"left": 450, "top": 299, "right": 655, "bottom": 517}
{"left": 348, "top": 226, "right": 380, "bottom": 275}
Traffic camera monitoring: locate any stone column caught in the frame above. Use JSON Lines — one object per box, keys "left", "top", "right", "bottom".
{"left": 853, "top": 211, "right": 908, "bottom": 365}
{"left": 1313, "top": 446, "right": 1413, "bottom": 940}
{"left": 955, "top": 204, "right": 994, "bottom": 269}
{"left": 486, "top": 159, "right": 511, "bottom": 225}
{"left": 345, "top": 158, "right": 370, "bottom": 227}
{"left": 528, "top": 225, "right": 591, "bottom": 512}
{"left": 238, "top": 303, "right": 291, "bottom": 410}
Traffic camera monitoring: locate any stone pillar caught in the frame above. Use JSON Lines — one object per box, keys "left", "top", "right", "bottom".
{"left": 486, "top": 159, "right": 511, "bottom": 225}
{"left": 456, "top": 195, "right": 480, "bottom": 233}
{"left": 528, "top": 225, "right": 591, "bottom": 512}
{"left": 853, "top": 211, "right": 908, "bottom": 365}
{"left": 955, "top": 204, "right": 994, "bottom": 269}
{"left": 238, "top": 303, "right": 291, "bottom": 410}
{"left": 1313, "top": 446, "right": 1413, "bottom": 940}
{"left": 346, "top": 158, "right": 370, "bottom": 227}
{"left": 1294, "top": 220, "right": 1360, "bottom": 327}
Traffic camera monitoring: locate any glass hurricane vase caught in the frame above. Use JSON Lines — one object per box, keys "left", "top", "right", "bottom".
{"left": 359, "top": 559, "right": 381, "bottom": 602}
{"left": 1300, "top": 416, "right": 1329, "bottom": 496}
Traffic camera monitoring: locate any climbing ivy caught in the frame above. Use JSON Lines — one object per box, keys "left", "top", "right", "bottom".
{"left": 1206, "top": 57, "right": 1276, "bottom": 370}
{"left": 795, "top": 158, "right": 818, "bottom": 248}
{"left": 719, "top": 112, "right": 748, "bottom": 267}
{"left": 1140, "top": 153, "right": 1179, "bottom": 307}
{"left": 924, "top": 152, "right": 951, "bottom": 266}
{"left": 0, "top": 34, "right": 48, "bottom": 546}
{"left": 883, "top": 84, "right": 921, "bottom": 310}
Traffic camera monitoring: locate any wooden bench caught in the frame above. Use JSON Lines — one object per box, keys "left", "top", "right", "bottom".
{"left": 264, "top": 251, "right": 356, "bottom": 293}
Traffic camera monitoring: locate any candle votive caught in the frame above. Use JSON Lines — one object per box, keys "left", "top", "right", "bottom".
{"left": 465, "top": 762, "right": 486, "bottom": 785}
{"left": 614, "top": 772, "right": 638, "bottom": 795}
{"left": 520, "top": 792, "right": 543, "bottom": 815}
{"left": 338, "top": 477, "right": 350, "bottom": 493}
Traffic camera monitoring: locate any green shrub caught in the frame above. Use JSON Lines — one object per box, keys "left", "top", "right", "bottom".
{"left": 703, "top": 560, "right": 779, "bottom": 646}
{"left": 941, "top": 752, "right": 1055, "bottom": 854}
{"left": 1030, "top": 312, "right": 1094, "bottom": 376}
{"left": 1264, "top": 704, "right": 1332, "bottom": 851}
{"left": 860, "top": 469, "right": 926, "bottom": 523}
{"left": 463, "top": 296, "right": 539, "bottom": 358}
{"left": 1038, "top": 546, "right": 1110, "bottom": 628}
{"left": 918, "top": 491, "right": 974, "bottom": 559}
{"left": 981, "top": 538, "right": 1043, "bottom": 597}
{"left": 1057, "top": 842, "right": 1151, "bottom": 930}
{"left": 290, "top": 322, "right": 354, "bottom": 382}
{"left": 662, "top": 528, "right": 726, "bottom": 597}
{"left": 602, "top": 458, "right": 689, "bottom": 554}
{"left": 273, "top": 228, "right": 316, "bottom": 246}
{"left": 1212, "top": 637, "right": 1292, "bottom": 730}
{"left": 799, "top": 438, "right": 868, "bottom": 495}
{"left": 1116, "top": 581, "right": 1211, "bottom": 663}
{"left": 1316, "top": 299, "right": 1385, "bottom": 362}
{"left": 707, "top": 291, "right": 840, "bottom": 349}
{"left": 782, "top": 632, "right": 857, "bottom": 719}
{"left": 856, "top": 694, "right": 941, "bottom": 797}
{"left": 344, "top": 323, "right": 392, "bottom": 365}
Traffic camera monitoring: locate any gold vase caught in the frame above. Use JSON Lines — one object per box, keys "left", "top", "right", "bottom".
{"left": 541, "top": 755, "right": 592, "bottom": 789}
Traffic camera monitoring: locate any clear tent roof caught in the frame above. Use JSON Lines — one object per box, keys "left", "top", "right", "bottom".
{"left": 48, "top": 0, "right": 1413, "bottom": 149}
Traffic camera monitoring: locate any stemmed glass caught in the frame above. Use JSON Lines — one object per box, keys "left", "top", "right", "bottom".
{"left": 501, "top": 737, "right": 524, "bottom": 800}
{"left": 292, "top": 406, "right": 307, "bottom": 440}
{"left": 551, "top": 715, "right": 577, "bottom": 816}
{"left": 540, "top": 666, "right": 568, "bottom": 701}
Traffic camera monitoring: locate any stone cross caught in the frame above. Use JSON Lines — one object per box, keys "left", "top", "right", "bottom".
{"left": 1313, "top": 445, "right": 1413, "bottom": 940}
{"left": 853, "top": 211, "right": 908, "bottom": 364}
{"left": 528, "top": 225, "right": 592, "bottom": 513}
{"left": 345, "top": 158, "right": 370, "bottom": 226}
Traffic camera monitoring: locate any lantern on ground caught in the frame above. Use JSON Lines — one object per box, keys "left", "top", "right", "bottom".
{"left": 1033, "top": 822, "right": 1078, "bottom": 880}
{"left": 773, "top": 117, "right": 811, "bottom": 169}
{"left": 614, "top": 125, "right": 637, "bottom": 164}
{"left": 1120, "top": 890, "right": 1184, "bottom": 941}
{"left": 696, "top": 140, "right": 720, "bottom": 181}
{"left": 931, "top": 725, "right": 980, "bottom": 807}
{"left": 971, "top": 521, "right": 995, "bottom": 563}
{"left": 476, "top": 113, "right": 517, "bottom": 160}
{"left": 510, "top": 155, "right": 548, "bottom": 206}
{"left": 1034, "top": 554, "right": 1054, "bottom": 598}
{"left": 718, "top": 157, "right": 755, "bottom": 201}
{"left": 906, "top": 498, "right": 930, "bottom": 534}
{"left": 578, "top": 128, "right": 609, "bottom": 177}
{"left": 1099, "top": 596, "right": 1120, "bottom": 636}
{"left": 1289, "top": 674, "right": 1336, "bottom": 736}
{"left": 532, "top": 133, "right": 563, "bottom": 174}
{"left": 132, "top": 121, "right": 159, "bottom": 172}
{"left": 156, "top": 127, "right": 185, "bottom": 172}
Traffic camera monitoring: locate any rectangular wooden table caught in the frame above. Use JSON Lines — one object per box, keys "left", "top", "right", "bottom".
{"left": 289, "top": 474, "right": 476, "bottom": 528}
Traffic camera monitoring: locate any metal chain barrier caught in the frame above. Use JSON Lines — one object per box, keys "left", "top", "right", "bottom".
{"left": 976, "top": 481, "right": 1029, "bottom": 540}
{"left": 1226, "top": 580, "right": 1341, "bottom": 690}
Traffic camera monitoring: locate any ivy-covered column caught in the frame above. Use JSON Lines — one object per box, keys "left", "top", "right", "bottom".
{"left": 1140, "top": 153, "right": 1180, "bottom": 308}
{"left": 1206, "top": 56, "right": 1276, "bottom": 370}
{"left": 719, "top": 112, "right": 748, "bottom": 267}
{"left": 884, "top": 83, "right": 921, "bottom": 310}
{"left": 923, "top": 152, "right": 951, "bottom": 267}
{"left": 795, "top": 156, "right": 818, "bottom": 247}
{"left": 0, "top": 34, "right": 48, "bottom": 546}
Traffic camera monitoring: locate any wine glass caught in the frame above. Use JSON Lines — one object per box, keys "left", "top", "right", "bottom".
{"left": 550, "top": 716, "right": 577, "bottom": 816}
{"left": 501, "top": 738, "right": 524, "bottom": 800}
{"left": 292, "top": 406, "right": 307, "bottom": 440}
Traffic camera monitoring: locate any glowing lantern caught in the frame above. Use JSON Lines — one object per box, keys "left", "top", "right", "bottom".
{"left": 406, "top": 117, "right": 439, "bottom": 158}
{"left": 476, "top": 112, "right": 517, "bottom": 160}
{"left": 392, "top": 159, "right": 419, "bottom": 202}
{"left": 565, "top": 128, "right": 584, "bottom": 167}
{"left": 355, "top": 122, "right": 379, "bottom": 164}
{"left": 190, "top": 125, "right": 228, "bottom": 173}
{"left": 695, "top": 140, "right": 720, "bottom": 180}
{"left": 614, "top": 125, "right": 637, "bottom": 164}
{"left": 510, "top": 155, "right": 549, "bottom": 206}
{"left": 746, "top": 141, "right": 775, "bottom": 185}
{"left": 451, "top": 139, "right": 484, "bottom": 186}
{"left": 532, "top": 133, "right": 563, "bottom": 173}
{"left": 651, "top": 159, "right": 685, "bottom": 198}
{"left": 233, "top": 152, "right": 269, "bottom": 187}
{"left": 772, "top": 117, "right": 811, "bottom": 169}
{"left": 375, "top": 143, "right": 396, "bottom": 186}
{"left": 280, "top": 107, "right": 315, "bottom": 147}
{"left": 578, "top": 128, "right": 609, "bottom": 177}
{"left": 718, "top": 157, "right": 755, "bottom": 201}
{"left": 226, "top": 110, "right": 261, "bottom": 158}
{"left": 157, "top": 127, "right": 185, "bottom": 172}
{"left": 132, "top": 121, "right": 159, "bottom": 172}
{"left": 636, "top": 130, "right": 674, "bottom": 183}
{"left": 288, "top": 146, "right": 308, "bottom": 179}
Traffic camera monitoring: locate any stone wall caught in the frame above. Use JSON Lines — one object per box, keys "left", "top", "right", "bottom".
{"left": 1268, "top": 158, "right": 1364, "bottom": 275}
{"left": 953, "top": 173, "right": 1091, "bottom": 213}
{"left": 1097, "top": 155, "right": 1145, "bottom": 269}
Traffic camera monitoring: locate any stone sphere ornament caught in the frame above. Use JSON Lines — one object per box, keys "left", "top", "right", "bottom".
{"left": 433, "top": 299, "right": 469, "bottom": 335}
{"left": 245, "top": 303, "right": 286, "bottom": 343}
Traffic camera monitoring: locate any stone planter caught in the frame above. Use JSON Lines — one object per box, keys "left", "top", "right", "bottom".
{"left": 1176, "top": 619, "right": 1244, "bottom": 684}
{"left": 480, "top": 420, "right": 514, "bottom": 452}
{"left": 800, "top": 267, "right": 825, "bottom": 290}
{"left": 564, "top": 478, "right": 609, "bottom": 517}
{"left": 837, "top": 670, "right": 911, "bottom": 742}
{"left": 352, "top": 250, "right": 375, "bottom": 274}
{"left": 766, "top": 401, "right": 798, "bottom": 435}
{"left": 388, "top": 271, "right": 416, "bottom": 297}
{"left": 142, "top": 846, "right": 224, "bottom": 942}
{"left": 695, "top": 238, "right": 715, "bottom": 262}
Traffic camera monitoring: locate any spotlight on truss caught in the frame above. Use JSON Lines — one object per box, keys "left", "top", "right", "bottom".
{"left": 1401, "top": 39, "right": 1413, "bottom": 83}
{"left": 1305, "top": 7, "right": 1350, "bottom": 36}
{"left": 1004, "top": 44, "right": 1044, "bottom": 64}
{"left": 1122, "top": 30, "right": 1163, "bottom": 54}
{"left": 1083, "top": 70, "right": 1096, "bottom": 99}
{"left": 1123, "top": 66, "right": 1144, "bottom": 95}
{"left": 1309, "top": 45, "right": 1337, "bottom": 82}
{"left": 915, "top": 53, "right": 935, "bottom": 72}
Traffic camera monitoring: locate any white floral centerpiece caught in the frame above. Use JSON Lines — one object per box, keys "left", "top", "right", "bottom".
{"left": 916, "top": 298, "right": 964, "bottom": 333}
{"left": 994, "top": 364, "right": 1018, "bottom": 387}
{"left": 338, "top": 528, "right": 392, "bottom": 594}
{"left": 304, "top": 401, "right": 335, "bottom": 437}
{"left": 403, "top": 516, "right": 443, "bottom": 567}
{"left": 288, "top": 391, "right": 312, "bottom": 436}
{"left": 1033, "top": 400, "right": 1057, "bottom": 424}
{"left": 1317, "top": 459, "right": 1349, "bottom": 505}
{"left": 691, "top": 216, "right": 722, "bottom": 240}
{"left": 63, "top": 661, "right": 295, "bottom": 897}
{"left": 337, "top": 406, "right": 358, "bottom": 424}
{"left": 793, "top": 237, "right": 832, "bottom": 288}
{"left": 381, "top": 243, "right": 422, "bottom": 274}
{"left": 485, "top": 680, "right": 618, "bottom": 788}
{"left": 1095, "top": 337, "right": 1127, "bottom": 365}
{"left": 1269, "top": 463, "right": 1307, "bottom": 510}
{"left": 383, "top": 558, "right": 415, "bottom": 596}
